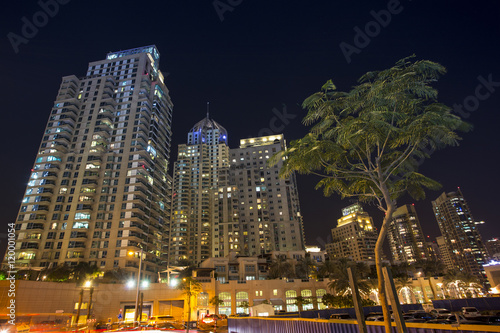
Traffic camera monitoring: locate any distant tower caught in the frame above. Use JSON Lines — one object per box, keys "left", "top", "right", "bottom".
{"left": 436, "top": 236, "right": 454, "bottom": 270}
{"left": 326, "top": 203, "right": 378, "bottom": 262}
{"left": 169, "top": 114, "right": 230, "bottom": 264}
{"left": 387, "top": 204, "right": 428, "bottom": 264}
{"left": 432, "top": 188, "right": 488, "bottom": 282}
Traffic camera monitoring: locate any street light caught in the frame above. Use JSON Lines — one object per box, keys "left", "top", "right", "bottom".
{"left": 128, "top": 247, "right": 143, "bottom": 326}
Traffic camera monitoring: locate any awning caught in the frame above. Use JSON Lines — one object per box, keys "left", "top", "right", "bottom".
{"left": 270, "top": 299, "right": 284, "bottom": 305}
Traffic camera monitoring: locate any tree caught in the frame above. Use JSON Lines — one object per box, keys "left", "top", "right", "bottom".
{"left": 395, "top": 277, "right": 416, "bottom": 304}
{"left": 295, "top": 256, "right": 318, "bottom": 279}
{"left": 209, "top": 296, "right": 224, "bottom": 315}
{"left": 318, "top": 260, "right": 337, "bottom": 279}
{"left": 239, "top": 301, "right": 250, "bottom": 314}
{"left": 268, "top": 255, "right": 294, "bottom": 279}
{"left": 177, "top": 277, "right": 202, "bottom": 333}
{"left": 293, "top": 296, "right": 311, "bottom": 317}
{"left": 46, "top": 265, "right": 72, "bottom": 282}
{"left": 414, "top": 259, "right": 445, "bottom": 277}
{"left": 325, "top": 258, "right": 370, "bottom": 296}
{"left": 443, "top": 270, "right": 464, "bottom": 298}
{"left": 71, "top": 262, "right": 100, "bottom": 283}
{"left": 270, "top": 56, "right": 469, "bottom": 333}
{"left": 101, "top": 268, "right": 128, "bottom": 283}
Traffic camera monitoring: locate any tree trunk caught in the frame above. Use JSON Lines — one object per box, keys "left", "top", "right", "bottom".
{"left": 186, "top": 295, "right": 191, "bottom": 333}
{"left": 376, "top": 180, "right": 396, "bottom": 333}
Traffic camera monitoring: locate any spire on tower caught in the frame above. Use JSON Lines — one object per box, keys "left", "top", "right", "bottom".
{"left": 207, "top": 102, "right": 210, "bottom": 119}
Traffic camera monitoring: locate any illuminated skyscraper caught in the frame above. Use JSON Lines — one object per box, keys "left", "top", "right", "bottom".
{"left": 11, "top": 46, "right": 173, "bottom": 281}
{"left": 387, "top": 204, "right": 428, "bottom": 264}
{"left": 170, "top": 132, "right": 305, "bottom": 265}
{"left": 218, "top": 135, "right": 305, "bottom": 257}
{"left": 326, "top": 203, "right": 377, "bottom": 262}
{"left": 432, "top": 188, "right": 488, "bottom": 282}
{"left": 169, "top": 114, "right": 230, "bottom": 264}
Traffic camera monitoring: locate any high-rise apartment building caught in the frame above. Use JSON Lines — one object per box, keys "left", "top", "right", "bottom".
{"left": 170, "top": 130, "right": 305, "bottom": 265}
{"left": 432, "top": 189, "right": 488, "bottom": 282}
{"left": 326, "top": 203, "right": 377, "bottom": 262}
{"left": 387, "top": 204, "right": 428, "bottom": 264}
{"left": 220, "top": 135, "right": 305, "bottom": 257}
{"left": 485, "top": 238, "right": 500, "bottom": 261}
{"left": 436, "top": 236, "right": 453, "bottom": 270}
{"left": 12, "top": 46, "right": 173, "bottom": 281}
{"left": 169, "top": 114, "right": 230, "bottom": 264}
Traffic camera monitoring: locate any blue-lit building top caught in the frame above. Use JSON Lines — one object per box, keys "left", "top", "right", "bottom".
{"left": 106, "top": 45, "right": 160, "bottom": 70}
{"left": 188, "top": 115, "right": 228, "bottom": 145}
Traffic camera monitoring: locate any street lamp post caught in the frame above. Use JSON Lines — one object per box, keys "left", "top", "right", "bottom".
{"left": 129, "top": 247, "right": 143, "bottom": 326}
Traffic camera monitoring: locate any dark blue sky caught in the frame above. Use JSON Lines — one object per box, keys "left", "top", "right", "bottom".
{"left": 1, "top": 0, "right": 499, "bottom": 250}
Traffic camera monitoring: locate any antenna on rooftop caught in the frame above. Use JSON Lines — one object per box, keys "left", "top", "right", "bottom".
{"left": 207, "top": 102, "right": 210, "bottom": 119}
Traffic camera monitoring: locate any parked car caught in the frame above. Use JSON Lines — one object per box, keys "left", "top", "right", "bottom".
{"left": 329, "top": 313, "right": 352, "bottom": 320}
{"left": 429, "top": 308, "right": 452, "bottom": 317}
{"left": 405, "top": 311, "right": 433, "bottom": 321}
{"left": 366, "top": 316, "right": 386, "bottom": 322}
{"left": 461, "top": 307, "right": 480, "bottom": 317}
{"left": 476, "top": 315, "right": 500, "bottom": 325}
{"left": 148, "top": 315, "right": 176, "bottom": 326}
{"left": 438, "top": 314, "right": 486, "bottom": 325}
{"left": 201, "top": 314, "right": 220, "bottom": 325}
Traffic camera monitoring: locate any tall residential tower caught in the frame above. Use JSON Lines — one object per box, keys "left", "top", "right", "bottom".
{"left": 169, "top": 115, "right": 230, "bottom": 264}
{"left": 432, "top": 188, "right": 488, "bottom": 283}
{"left": 387, "top": 204, "right": 428, "bottom": 264}
{"left": 170, "top": 129, "right": 306, "bottom": 265}
{"left": 326, "top": 203, "right": 377, "bottom": 262}
{"left": 12, "top": 46, "right": 173, "bottom": 281}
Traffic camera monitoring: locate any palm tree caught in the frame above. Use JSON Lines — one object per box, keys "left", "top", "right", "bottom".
{"left": 294, "top": 296, "right": 311, "bottom": 317}
{"left": 365, "top": 278, "right": 380, "bottom": 305}
{"left": 268, "top": 255, "right": 294, "bottom": 279}
{"left": 209, "top": 296, "right": 224, "bottom": 315}
{"left": 239, "top": 301, "right": 250, "bottom": 314}
{"left": 318, "top": 260, "right": 336, "bottom": 279}
{"left": 269, "top": 56, "right": 470, "bottom": 333}
{"left": 327, "top": 258, "right": 370, "bottom": 297}
{"left": 71, "top": 262, "right": 100, "bottom": 283}
{"left": 101, "top": 268, "right": 128, "bottom": 283}
{"left": 443, "top": 270, "right": 464, "bottom": 298}
{"left": 415, "top": 259, "right": 445, "bottom": 277}
{"left": 46, "top": 265, "right": 72, "bottom": 282}
{"left": 395, "top": 277, "right": 416, "bottom": 304}
{"left": 295, "top": 256, "right": 317, "bottom": 279}
{"left": 460, "top": 273, "right": 483, "bottom": 298}
{"left": 177, "top": 277, "right": 202, "bottom": 333}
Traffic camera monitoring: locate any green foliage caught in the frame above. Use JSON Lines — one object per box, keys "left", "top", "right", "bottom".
{"left": 322, "top": 293, "right": 353, "bottom": 308}
{"left": 295, "top": 256, "right": 318, "bottom": 279}
{"left": 210, "top": 296, "right": 224, "bottom": 314}
{"left": 101, "top": 268, "right": 128, "bottom": 283}
{"left": 271, "top": 55, "right": 469, "bottom": 206}
{"left": 414, "top": 259, "right": 445, "bottom": 277}
{"left": 177, "top": 277, "right": 203, "bottom": 299}
{"left": 270, "top": 56, "right": 470, "bottom": 331}
{"left": 46, "top": 265, "right": 72, "bottom": 282}
{"left": 322, "top": 258, "right": 370, "bottom": 296}
{"left": 268, "top": 255, "right": 295, "bottom": 279}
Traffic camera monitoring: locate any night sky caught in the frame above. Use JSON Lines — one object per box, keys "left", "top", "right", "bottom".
{"left": 1, "top": 0, "right": 499, "bottom": 254}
